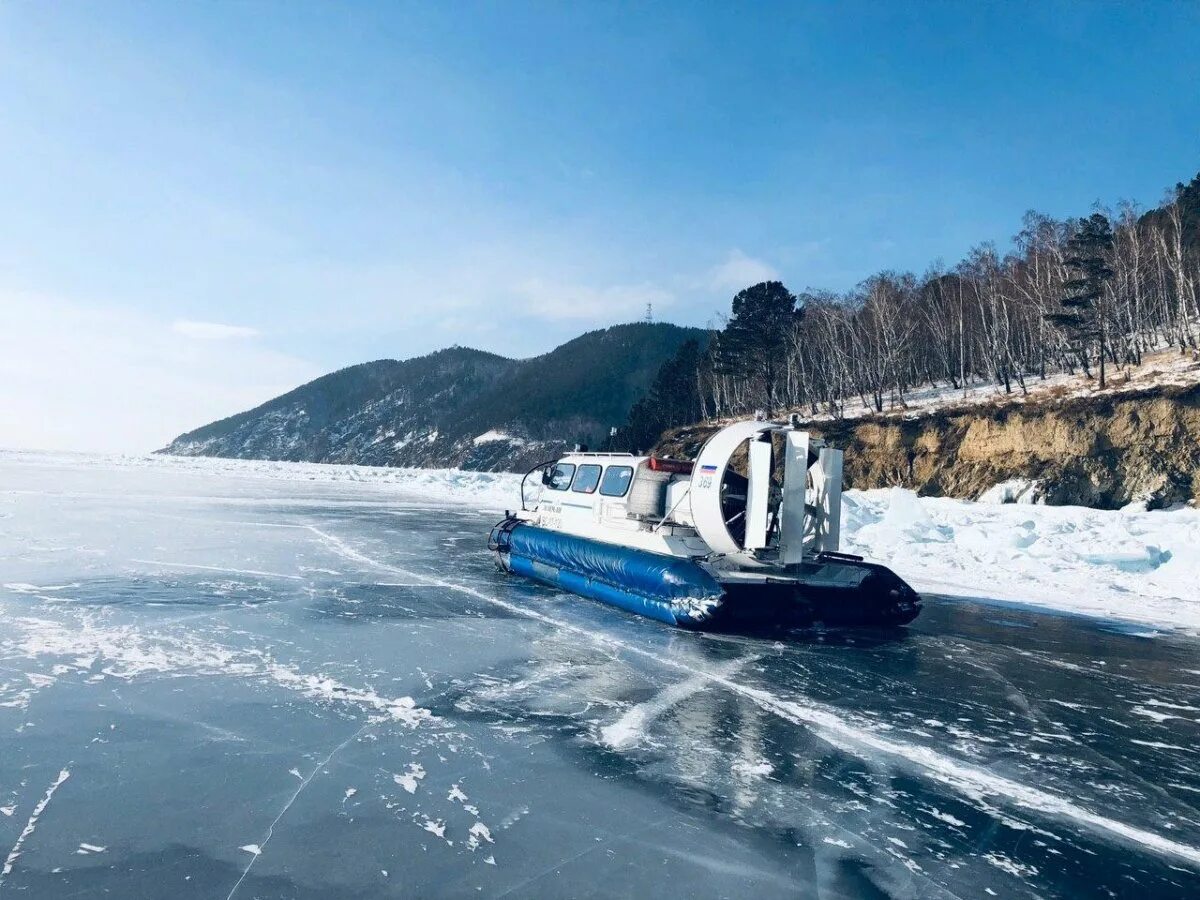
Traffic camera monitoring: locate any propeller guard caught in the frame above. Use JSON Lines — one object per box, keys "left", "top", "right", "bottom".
{"left": 688, "top": 421, "right": 843, "bottom": 565}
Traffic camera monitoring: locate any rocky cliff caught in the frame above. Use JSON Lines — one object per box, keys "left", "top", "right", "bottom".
{"left": 656, "top": 382, "right": 1200, "bottom": 510}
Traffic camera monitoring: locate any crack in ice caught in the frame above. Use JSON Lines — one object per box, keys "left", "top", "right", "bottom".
{"left": 128, "top": 559, "right": 304, "bottom": 580}
{"left": 226, "top": 725, "right": 369, "bottom": 900}
{"left": 0, "top": 768, "right": 71, "bottom": 889}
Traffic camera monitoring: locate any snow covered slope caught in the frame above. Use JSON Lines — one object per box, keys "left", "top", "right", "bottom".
{"left": 5, "top": 449, "right": 1198, "bottom": 633}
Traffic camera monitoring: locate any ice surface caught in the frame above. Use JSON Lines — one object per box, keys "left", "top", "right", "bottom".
{"left": 1, "top": 448, "right": 522, "bottom": 512}
{"left": 2, "top": 449, "right": 1200, "bottom": 898}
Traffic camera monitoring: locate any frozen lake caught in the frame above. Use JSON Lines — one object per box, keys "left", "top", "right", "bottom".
{"left": 2, "top": 453, "right": 1199, "bottom": 898}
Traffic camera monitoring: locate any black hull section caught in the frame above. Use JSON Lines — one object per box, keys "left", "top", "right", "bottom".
{"left": 706, "top": 555, "right": 922, "bottom": 631}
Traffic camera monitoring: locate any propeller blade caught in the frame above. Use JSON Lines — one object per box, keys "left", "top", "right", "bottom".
{"left": 778, "top": 430, "right": 810, "bottom": 564}
{"left": 744, "top": 437, "right": 772, "bottom": 550}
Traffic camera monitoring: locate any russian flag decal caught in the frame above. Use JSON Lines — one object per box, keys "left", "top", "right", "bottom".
{"left": 699, "top": 464, "right": 718, "bottom": 474}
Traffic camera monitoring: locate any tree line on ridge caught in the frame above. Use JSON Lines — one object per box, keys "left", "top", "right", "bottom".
{"left": 614, "top": 171, "right": 1200, "bottom": 452}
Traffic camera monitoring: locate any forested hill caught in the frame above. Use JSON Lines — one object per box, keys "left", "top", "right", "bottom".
{"left": 160, "top": 323, "right": 706, "bottom": 471}
{"left": 613, "top": 169, "right": 1200, "bottom": 454}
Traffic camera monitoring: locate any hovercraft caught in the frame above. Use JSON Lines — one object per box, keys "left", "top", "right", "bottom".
{"left": 488, "top": 420, "right": 920, "bottom": 630}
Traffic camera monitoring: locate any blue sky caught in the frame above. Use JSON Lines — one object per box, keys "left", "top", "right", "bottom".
{"left": 2, "top": 1, "right": 1198, "bottom": 451}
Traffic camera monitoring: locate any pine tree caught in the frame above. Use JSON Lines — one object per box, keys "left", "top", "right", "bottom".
{"left": 1046, "top": 213, "right": 1115, "bottom": 387}
{"left": 717, "top": 281, "right": 803, "bottom": 412}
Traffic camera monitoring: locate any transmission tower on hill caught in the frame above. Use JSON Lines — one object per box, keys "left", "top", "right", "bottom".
{"left": 644, "top": 301, "right": 653, "bottom": 323}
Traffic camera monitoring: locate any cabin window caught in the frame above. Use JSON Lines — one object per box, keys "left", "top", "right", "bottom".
{"left": 599, "top": 465, "right": 633, "bottom": 497}
{"left": 570, "top": 464, "right": 603, "bottom": 494}
{"left": 547, "top": 463, "right": 576, "bottom": 491}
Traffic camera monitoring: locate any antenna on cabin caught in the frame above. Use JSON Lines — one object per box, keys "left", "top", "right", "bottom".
{"left": 644, "top": 301, "right": 654, "bottom": 323}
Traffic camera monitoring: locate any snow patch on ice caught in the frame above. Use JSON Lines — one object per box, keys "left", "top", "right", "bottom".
{"left": 983, "top": 851, "right": 1038, "bottom": 878}
{"left": 732, "top": 758, "right": 774, "bottom": 779}
{"left": 1046, "top": 700, "right": 1090, "bottom": 711}
{"left": 419, "top": 816, "right": 446, "bottom": 838}
{"left": 393, "top": 763, "right": 426, "bottom": 794}
{"left": 466, "top": 821, "right": 494, "bottom": 851}
{"left": 924, "top": 807, "right": 967, "bottom": 828}
{"left": 1132, "top": 706, "right": 1180, "bottom": 723}
{"left": 1145, "top": 699, "right": 1200, "bottom": 712}
{"left": 1130, "top": 740, "right": 1188, "bottom": 751}
{"left": 1, "top": 614, "right": 436, "bottom": 727}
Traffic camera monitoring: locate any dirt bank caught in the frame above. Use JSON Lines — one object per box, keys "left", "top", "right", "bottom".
{"left": 656, "top": 383, "right": 1200, "bottom": 509}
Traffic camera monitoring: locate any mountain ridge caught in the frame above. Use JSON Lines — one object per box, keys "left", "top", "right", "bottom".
{"left": 161, "top": 322, "right": 705, "bottom": 471}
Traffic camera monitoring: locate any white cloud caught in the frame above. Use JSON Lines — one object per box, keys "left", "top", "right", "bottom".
{"left": 706, "top": 250, "right": 780, "bottom": 294}
{"left": 512, "top": 278, "right": 673, "bottom": 321}
{"left": 0, "top": 291, "right": 317, "bottom": 453}
{"left": 171, "top": 319, "right": 259, "bottom": 340}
